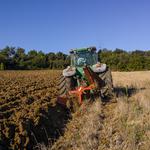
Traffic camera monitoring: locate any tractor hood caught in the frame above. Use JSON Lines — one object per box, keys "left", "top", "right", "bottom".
{"left": 63, "top": 66, "right": 76, "bottom": 77}
{"left": 92, "top": 62, "right": 107, "bottom": 73}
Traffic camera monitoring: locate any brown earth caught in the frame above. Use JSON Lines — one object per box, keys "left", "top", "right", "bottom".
{"left": 0, "top": 70, "right": 71, "bottom": 150}
{"left": 0, "top": 71, "right": 150, "bottom": 150}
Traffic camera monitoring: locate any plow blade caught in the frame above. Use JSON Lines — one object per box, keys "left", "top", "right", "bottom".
{"left": 69, "top": 84, "right": 95, "bottom": 104}
{"left": 57, "top": 84, "right": 95, "bottom": 107}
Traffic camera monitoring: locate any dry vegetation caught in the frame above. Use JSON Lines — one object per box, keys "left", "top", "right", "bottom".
{"left": 51, "top": 100, "right": 102, "bottom": 150}
{"left": 0, "top": 71, "right": 150, "bottom": 150}
{"left": 111, "top": 72, "right": 150, "bottom": 150}
{"left": 51, "top": 71, "right": 150, "bottom": 150}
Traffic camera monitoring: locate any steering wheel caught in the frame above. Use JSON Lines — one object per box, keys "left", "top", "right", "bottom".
{"left": 77, "top": 58, "right": 86, "bottom": 66}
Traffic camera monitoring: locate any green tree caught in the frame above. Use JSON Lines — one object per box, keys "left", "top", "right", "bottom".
{"left": 0, "top": 63, "right": 4, "bottom": 70}
{"left": 13, "top": 48, "right": 26, "bottom": 69}
{"left": 0, "top": 46, "right": 149, "bottom": 71}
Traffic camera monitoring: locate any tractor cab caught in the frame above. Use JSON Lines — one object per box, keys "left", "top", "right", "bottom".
{"left": 70, "top": 47, "right": 98, "bottom": 67}
{"left": 63, "top": 47, "right": 107, "bottom": 77}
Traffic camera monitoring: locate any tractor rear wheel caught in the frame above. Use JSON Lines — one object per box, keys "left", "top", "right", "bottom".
{"left": 57, "top": 75, "right": 76, "bottom": 96}
{"left": 57, "top": 75, "right": 79, "bottom": 111}
{"left": 99, "top": 67, "right": 113, "bottom": 98}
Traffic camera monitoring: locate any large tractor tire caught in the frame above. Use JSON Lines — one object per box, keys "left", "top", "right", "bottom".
{"left": 99, "top": 67, "right": 113, "bottom": 98}
{"left": 57, "top": 75, "right": 76, "bottom": 96}
{"left": 57, "top": 75, "right": 79, "bottom": 112}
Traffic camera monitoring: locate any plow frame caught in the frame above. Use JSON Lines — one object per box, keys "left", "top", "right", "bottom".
{"left": 57, "top": 66, "right": 103, "bottom": 106}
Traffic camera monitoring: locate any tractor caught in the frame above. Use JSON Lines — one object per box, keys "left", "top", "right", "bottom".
{"left": 57, "top": 47, "right": 113, "bottom": 109}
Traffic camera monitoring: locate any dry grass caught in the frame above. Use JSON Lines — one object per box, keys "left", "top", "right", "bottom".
{"left": 51, "top": 100, "right": 102, "bottom": 150}
{"left": 50, "top": 71, "right": 150, "bottom": 150}
{"left": 112, "top": 71, "right": 150, "bottom": 89}
{"left": 98, "top": 71, "right": 150, "bottom": 150}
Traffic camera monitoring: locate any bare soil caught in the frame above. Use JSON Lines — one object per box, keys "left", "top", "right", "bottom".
{"left": 0, "top": 70, "right": 71, "bottom": 150}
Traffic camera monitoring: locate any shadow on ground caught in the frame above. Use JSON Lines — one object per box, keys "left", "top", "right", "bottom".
{"left": 114, "top": 86, "right": 145, "bottom": 97}
{"left": 0, "top": 102, "right": 72, "bottom": 150}
{"left": 30, "top": 103, "right": 71, "bottom": 150}
{"left": 100, "top": 86, "right": 146, "bottom": 103}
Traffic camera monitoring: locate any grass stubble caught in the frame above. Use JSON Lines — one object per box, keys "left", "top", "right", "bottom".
{"left": 50, "top": 71, "right": 150, "bottom": 150}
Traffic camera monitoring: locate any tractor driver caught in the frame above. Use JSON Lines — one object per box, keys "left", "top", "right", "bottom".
{"left": 77, "top": 57, "right": 86, "bottom": 66}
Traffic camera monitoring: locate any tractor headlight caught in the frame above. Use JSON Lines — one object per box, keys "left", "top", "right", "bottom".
{"left": 63, "top": 66, "right": 76, "bottom": 77}
{"left": 92, "top": 62, "right": 107, "bottom": 73}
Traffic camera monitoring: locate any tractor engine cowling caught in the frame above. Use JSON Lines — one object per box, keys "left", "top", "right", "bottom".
{"left": 92, "top": 62, "right": 107, "bottom": 73}
{"left": 63, "top": 66, "right": 76, "bottom": 77}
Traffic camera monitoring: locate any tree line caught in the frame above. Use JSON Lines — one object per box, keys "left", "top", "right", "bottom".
{"left": 0, "top": 46, "right": 150, "bottom": 71}
{"left": 99, "top": 48, "right": 150, "bottom": 71}
{"left": 0, "top": 46, "right": 69, "bottom": 70}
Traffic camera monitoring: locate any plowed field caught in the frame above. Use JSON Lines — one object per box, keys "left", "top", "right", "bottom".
{"left": 0, "top": 70, "right": 70, "bottom": 150}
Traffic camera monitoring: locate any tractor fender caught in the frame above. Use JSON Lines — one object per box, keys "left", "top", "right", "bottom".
{"left": 92, "top": 63, "right": 107, "bottom": 73}
{"left": 63, "top": 66, "right": 76, "bottom": 77}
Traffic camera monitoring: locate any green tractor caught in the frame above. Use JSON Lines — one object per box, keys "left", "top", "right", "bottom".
{"left": 57, "top": 47, "right": 113, "bottom": 107}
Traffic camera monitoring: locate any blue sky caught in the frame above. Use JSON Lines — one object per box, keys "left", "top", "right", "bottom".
{"left": 0, "top": 0, "right": 150, "bottom": 53}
